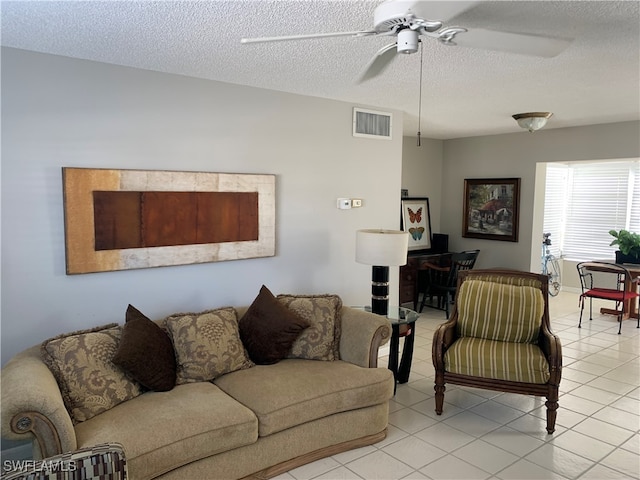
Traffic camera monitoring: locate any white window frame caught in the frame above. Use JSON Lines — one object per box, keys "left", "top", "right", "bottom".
{"left": 544, "top": 159, "right": 640, "bottom": 261}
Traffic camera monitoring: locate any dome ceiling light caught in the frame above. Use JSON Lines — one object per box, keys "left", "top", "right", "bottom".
{"left": 512, "top": 112, "right": 553, "bottom": 132}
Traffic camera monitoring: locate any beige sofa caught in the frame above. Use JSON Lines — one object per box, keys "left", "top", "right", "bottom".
{"left": 1, "top": 300, "right": 393, "bottom": 480}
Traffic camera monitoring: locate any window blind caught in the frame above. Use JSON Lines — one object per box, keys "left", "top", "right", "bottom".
{"left": 561, "top": 160, "right": 640, "bottom": 261}
{"left": 543, "top": 164, "right": 568, "bottom": 257}
{"left": 629, "top": 161, "right": 640, "bottom": 233}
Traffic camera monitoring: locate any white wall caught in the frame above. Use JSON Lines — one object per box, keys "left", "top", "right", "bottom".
{"left": 0, "top": 48, "right": 404, "bottom": 365}
{"left": 439, "top": 122, "right": 640, "bottom": 271}
{"left": 401, "top": 137, "right": 443, "bottom": 233}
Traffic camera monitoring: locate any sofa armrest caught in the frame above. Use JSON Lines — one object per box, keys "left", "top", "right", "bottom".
{"left": 1, "top": 346, "right": 77, "bottom": 458}
{"left": 339, "top": 307, "right": 391, "bottom": 368}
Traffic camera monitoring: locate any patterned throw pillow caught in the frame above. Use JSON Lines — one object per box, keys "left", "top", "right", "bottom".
{"left": 277, "top": 294, "right": 342, "bottom": 361}
{"left": 239, "top": 285, "right": 310, "bottom": 365}
{"left": 165, "top": 307, "right": 254, "bottom": 384}
{"left": 112, "top": 305, "right": 177, "bottom": 391}
{"left": 41, "top": 324, "right": 143, "bottom": 424}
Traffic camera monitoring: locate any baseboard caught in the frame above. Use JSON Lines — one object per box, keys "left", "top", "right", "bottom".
{"left": 558, "top": 286, "right": 580, "bottom": 294}
{"left": 241, "top": 429, "right": 387, "bottom": 480}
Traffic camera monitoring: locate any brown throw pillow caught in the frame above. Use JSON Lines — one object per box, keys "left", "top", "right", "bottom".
{"left": 277, "top": 294, "right": 343, "bottom": 361}
{"left": 112, "top": 305, "right": 177, "bottom": 392}
{"left": 41, "top": 324, "right": 143, "bottom": 424}
{"left": 165, "top": 307, "right": 254, "bottom": 384}
{"left": 239, "top": 285, "right": 310, "bottom": 365}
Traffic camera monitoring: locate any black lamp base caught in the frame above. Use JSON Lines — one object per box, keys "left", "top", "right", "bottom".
{"left": 371, "top": 265, "right": 389, "bottom": 316}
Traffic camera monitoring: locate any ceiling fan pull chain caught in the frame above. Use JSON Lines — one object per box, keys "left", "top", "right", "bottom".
{"left": 417, "top": 40, "right": 424, "bottom": 147}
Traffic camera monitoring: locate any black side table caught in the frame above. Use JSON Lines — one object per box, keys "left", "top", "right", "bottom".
{"left": 354, "top": 306, "right": 420, "bottom": 385}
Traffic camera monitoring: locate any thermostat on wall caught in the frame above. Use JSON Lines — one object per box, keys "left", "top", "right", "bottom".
{"left": 337, "top": 198, "right": 352, "bottom": 209}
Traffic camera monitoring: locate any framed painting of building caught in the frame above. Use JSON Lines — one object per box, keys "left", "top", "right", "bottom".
{"left": 462, "top": 178, "right": 520, "bottom": 242}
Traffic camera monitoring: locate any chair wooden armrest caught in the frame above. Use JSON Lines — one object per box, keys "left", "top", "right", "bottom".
{"left": 431, "top": 312, "right": 458, "bottom": 371}
{"left": 421, "top": 262, "right": 450, "bottom": 272}
{"left": 538, "top": 323, "right": 563, "bottom": 386}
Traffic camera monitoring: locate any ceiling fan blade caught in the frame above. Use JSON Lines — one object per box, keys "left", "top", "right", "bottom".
{"left": 241, "top": 30, "right": 377, "bottom": 44}
{"left": 407, "top": 1, "right": 480, "bottom": 22}
{"left": 357, "top": 43, "right": 398, "bottom": 84}
{"left": 451, "top": 28, "right": 571, "bottom": 57}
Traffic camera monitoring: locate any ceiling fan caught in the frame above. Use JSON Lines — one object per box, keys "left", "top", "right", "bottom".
{"left": 241, "top": 0, "right": 571, "bottom": 83}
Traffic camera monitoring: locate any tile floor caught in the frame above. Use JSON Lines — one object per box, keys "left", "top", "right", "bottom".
{"left": 276, "top": 291, "right": 640, "bottom": 480}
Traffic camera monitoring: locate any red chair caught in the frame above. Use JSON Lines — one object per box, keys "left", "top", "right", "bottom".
{"left": 577, "top": 261, "right": 640, "bottom": 334}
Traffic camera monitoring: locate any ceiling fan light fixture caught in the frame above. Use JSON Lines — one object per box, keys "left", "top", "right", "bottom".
{"left": 512, "top": 112, "right": 553, "bottom": 132}
{"left": 397, "top": 29, "right": 419, "bottom": 54}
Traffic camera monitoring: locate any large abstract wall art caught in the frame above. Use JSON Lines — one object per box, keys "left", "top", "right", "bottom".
{"left": 63, "top": 168, "right": 275, "bottom": 274}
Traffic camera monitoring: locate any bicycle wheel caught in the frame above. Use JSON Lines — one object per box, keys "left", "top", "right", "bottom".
{"left": 547, "top": 255, "right": 561, "bottom": 297}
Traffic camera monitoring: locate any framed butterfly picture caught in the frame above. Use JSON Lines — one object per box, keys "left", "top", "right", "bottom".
{"left": 401, "top": 197, "right": 432, "bottom": 251}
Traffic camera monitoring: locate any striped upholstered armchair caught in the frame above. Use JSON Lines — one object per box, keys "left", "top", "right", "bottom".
{"left": 432, "top": 269, "right": 562, "bottom": 434}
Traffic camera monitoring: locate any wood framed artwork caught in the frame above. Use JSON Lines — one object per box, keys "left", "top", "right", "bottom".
{"left": 62, "top": 168, "right": 275, "bottom": 274}
{"left": 401, "top": 197, "right": 432, "bottom": 251}
{"left": 462, "top": 177, "right": 520, "bottom": 242}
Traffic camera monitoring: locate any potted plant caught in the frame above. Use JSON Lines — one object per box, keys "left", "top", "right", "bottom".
{"left": 609, "top": 229, "right": 640, "bottom": 264}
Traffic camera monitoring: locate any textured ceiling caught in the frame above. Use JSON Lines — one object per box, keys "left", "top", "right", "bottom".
{"left": 2, "top": 0, "right": 639, "bottom": 139}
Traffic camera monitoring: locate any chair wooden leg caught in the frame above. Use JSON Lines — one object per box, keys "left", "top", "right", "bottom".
{"left": 545, "top": 388, "right": 559, "bottom": 434}
{"left": 419, "top": 291, "right": 427, "bottom": 313}
{"left": 434, "top": 373, "right": 445, "bottom": 415}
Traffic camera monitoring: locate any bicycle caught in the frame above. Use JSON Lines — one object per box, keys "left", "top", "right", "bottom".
{"left": 542, "top": 233, "right": 561, "bottom": 297}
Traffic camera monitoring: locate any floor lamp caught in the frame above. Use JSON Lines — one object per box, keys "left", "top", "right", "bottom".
{"left": 356, "top": 229, "right": 409, "bottom": 316}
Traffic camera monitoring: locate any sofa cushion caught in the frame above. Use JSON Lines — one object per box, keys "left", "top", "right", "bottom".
{"left": 112, "top": 305, "right": 177, "bottom": 391}
{"left": 214, "top": 359, "right": 394, "bottom": 437}
{"left": 444, "top": 337, "right": 551, "bottom": 384}
{"left": 239, "top": 285, "right": 310, "bottom": 365}
{"left": 277, "top": 294, "right": 342, "bottom": 361}
{"left": 165, "top": 307, "right": 254, "bottom": 384}
{"left": 457, "top": 280, "right": 544, "bottom": 343}
{"left": 41, "top": 324, "right": 143, "bottom": 424}
{"left": 74, "top": 382, "right": 258, "bottom": 479}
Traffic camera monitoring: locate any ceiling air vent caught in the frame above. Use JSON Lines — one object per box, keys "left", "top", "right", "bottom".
{"left": 353, "top": 108, "right": 392, "bottom": 140}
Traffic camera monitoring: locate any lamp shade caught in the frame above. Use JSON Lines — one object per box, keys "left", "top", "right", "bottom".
{"left": 356, "top": 229, "right": 409, "bottom": 267}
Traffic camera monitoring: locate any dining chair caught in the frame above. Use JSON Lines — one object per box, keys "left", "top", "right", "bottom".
{"left": 419, "top": 250, "right": 479, "bottom": 318}
{"left": 576, "top": 261, "right": 640, "bottom": 334}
